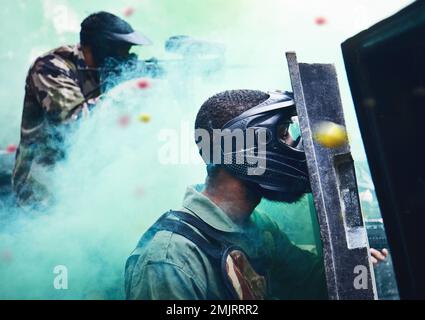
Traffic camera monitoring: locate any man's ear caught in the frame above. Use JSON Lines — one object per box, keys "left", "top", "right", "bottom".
{"left": 81, "top": 45, "right": 97, "bottom": 68}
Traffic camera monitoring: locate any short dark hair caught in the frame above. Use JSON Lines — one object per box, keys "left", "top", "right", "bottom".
{"left": 80, "top": 11, "right": 133, "bottom": 46}
{"left": 195, "top": 89, "right": 269, "bottom": 136}
{"left": 195, "top": 90, "right": 269, "bottom": 176}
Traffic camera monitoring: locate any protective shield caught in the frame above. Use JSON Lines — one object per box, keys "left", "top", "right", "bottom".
{"left": 286, "top": 52, "right": 377, "bottom": 299}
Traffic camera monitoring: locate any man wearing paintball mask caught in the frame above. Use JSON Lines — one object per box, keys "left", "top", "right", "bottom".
{"left": 12, "top": 11, "right": 151, "bottom": 208}
{"left": 125, "top": 90, "right": 388, "bottom": 300}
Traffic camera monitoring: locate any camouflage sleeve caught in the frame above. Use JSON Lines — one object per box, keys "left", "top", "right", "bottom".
{"left": 29, "top": 54, "right": 86, "bottom": 122}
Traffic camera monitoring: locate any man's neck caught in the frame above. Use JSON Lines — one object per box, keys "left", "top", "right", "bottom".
{"left": 202, "top": 170, "right": 260, "bottom": 226}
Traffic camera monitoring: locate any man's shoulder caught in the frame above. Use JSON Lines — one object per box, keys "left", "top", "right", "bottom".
{"left": 29, "top": 45, "right": 78, "bottom": 76}
{"left": 138, "top": 229, "right": 197, "bottom": 258}
{"left": 35, "top": 45, "right": 76, "bottom": 63}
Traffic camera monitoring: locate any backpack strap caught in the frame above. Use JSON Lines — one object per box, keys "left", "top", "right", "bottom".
{"left": 133, "top": 210, "right": 231, "bottom": 260}
{"left": 169, "top": 210, "right": 238, "bottom": 244}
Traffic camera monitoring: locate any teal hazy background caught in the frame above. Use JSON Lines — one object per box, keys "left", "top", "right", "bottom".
{"left": 0, "top": 0, "right": 414, "bottom": 157}
{"left": 0, "top": 0, "right": 412, "bottom": 299}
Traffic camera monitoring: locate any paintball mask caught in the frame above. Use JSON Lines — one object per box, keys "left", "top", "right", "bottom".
{"left": 216, "top": 91, "right": 311, "bottom": 194}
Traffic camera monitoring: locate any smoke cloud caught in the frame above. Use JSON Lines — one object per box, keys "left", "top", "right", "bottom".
{"left": 0, "top": 0, "right": 408, "bottom": 299}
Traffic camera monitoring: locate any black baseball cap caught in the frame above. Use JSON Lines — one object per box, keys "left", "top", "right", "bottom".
{"left": 80, "top": 11, "right": 152, "bottom": 47}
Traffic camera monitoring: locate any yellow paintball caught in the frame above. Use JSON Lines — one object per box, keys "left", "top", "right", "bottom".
{"left": 138, "top": 113, "right": 151, "bottom": 123}
{"left": 314, "top": 121, "right": 348, "bottom": 148}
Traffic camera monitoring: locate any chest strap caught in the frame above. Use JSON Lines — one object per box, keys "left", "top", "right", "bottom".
{"left": 136, "top": 210, "right": 232, "bottom": 260}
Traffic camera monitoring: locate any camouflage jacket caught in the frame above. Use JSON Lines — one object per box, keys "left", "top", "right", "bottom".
{"left": 12, "top": 44, "right": 100, "bottom": 206}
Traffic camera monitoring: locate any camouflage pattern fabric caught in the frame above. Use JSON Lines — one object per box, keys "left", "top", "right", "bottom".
{"left": 12, "top": 44, "right": 100, "bottom": 207}
{"left": 225, "top": 249, "right": 267, "bottom": 300}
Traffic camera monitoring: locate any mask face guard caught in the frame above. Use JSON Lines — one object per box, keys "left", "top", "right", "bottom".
{"left": 221, "top": 92, "right": 304, "bottom": 152}
{"left": 219, "top": 91, "right": 311, "bottom": 193}
{"left": 223, "top": 94, "right": 297, "bottom": 128}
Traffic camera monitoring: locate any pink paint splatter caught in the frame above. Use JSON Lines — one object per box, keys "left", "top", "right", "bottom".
{"left": 134, "top": 187, "right": 145, "bottom": 198}
{"left": 123, "top": 7, "right": 135, "bottom": 17}
{"left": 0, "top": 250, "right": 13, "bottom": 263}
{"left": 118, "top": 115, "right": 131, "bottom": 128}
{"left": 315, "top": 16, "right": 327, "bottom": 26}
{"left": 137, "top": 79, "right": 150, "bottom": 90}
{"left": 5, "top": 144, "right": 17, "bottom": 154}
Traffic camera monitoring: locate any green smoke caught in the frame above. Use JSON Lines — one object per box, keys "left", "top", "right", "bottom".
{"left": 0, "top": 0, "right": 411, "bottom": 299}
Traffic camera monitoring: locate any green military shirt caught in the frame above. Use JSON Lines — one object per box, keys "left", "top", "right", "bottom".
{"left": 12, "top": 44, "right": 100, "bottom": 206}
{"left": 125, "top": 185, "right": 328, "bottom": 300}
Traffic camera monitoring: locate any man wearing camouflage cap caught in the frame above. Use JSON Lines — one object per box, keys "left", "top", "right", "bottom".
{"left": 12, "top": 11, "right": 152, "bottom": 208}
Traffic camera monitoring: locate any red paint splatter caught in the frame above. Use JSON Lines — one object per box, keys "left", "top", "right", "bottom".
{"left": 5, "top": 144, "right": 17, "bottom": 154}
{"left": 0, "top": 250, "right": 13, "bottom": 263}
{"left": 315, "top": 16, "right": 327, "bottom": 26}
{"left": 118, "top": 115, "right": 131, "bottom": 127}
{"left": 123, "top": 7, "right": 135, "bottom": 17}
{"left": 137, "top": 79, "right": 150, "bottom": 90}
{"left": 134, "top": 187, "right": 145, "bottom": 198}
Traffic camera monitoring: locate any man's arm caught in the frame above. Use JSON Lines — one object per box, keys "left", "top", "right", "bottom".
{"left": 29, "top": 55, "right": 89, "bottom": 122}
{"left": 270, "top": 227, "right": 328, "bottom": 299}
